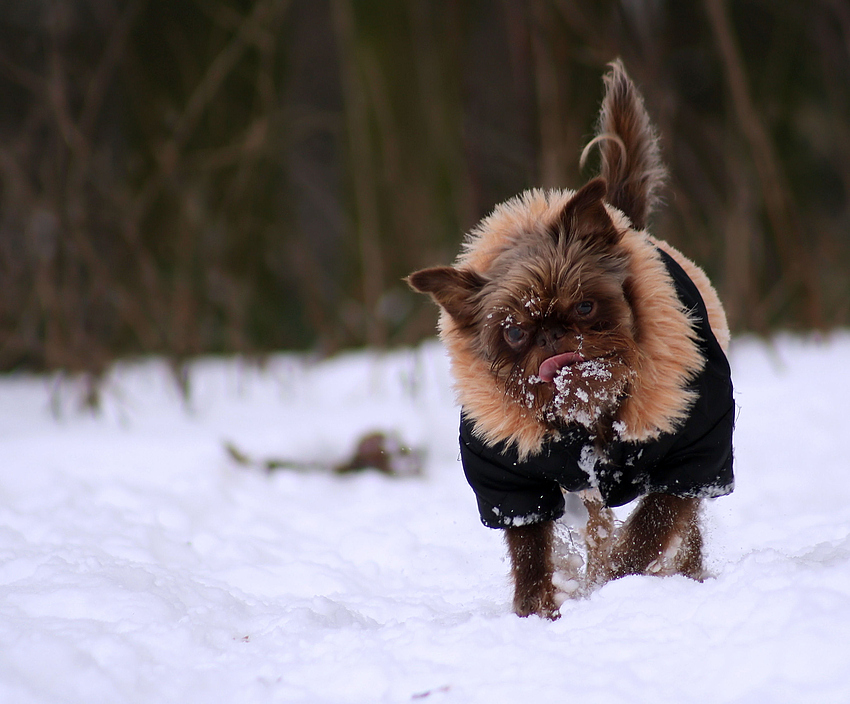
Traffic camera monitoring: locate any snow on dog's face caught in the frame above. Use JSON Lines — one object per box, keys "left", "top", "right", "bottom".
{"left": 408, "top": 178, "right": 639, "bottom": 442}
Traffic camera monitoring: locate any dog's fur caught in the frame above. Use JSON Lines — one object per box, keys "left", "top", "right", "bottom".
{"left": 407, "top": 61, "right": 730, "bottom": 618}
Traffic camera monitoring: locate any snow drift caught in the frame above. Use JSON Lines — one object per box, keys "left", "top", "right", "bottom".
{"left": 1, "top": 334, "right": 849, "bottom": 703}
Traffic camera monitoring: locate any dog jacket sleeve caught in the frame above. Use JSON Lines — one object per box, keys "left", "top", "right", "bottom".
{"left": 459, "top": 416, "right": 593, "bottom": 527}
{"left": 458, "top": 247, "right": 735, "bottom": 529}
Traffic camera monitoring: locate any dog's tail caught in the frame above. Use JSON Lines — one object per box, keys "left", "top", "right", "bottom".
{"left": 582, "top": 60, "right": 666, "bottom": 231}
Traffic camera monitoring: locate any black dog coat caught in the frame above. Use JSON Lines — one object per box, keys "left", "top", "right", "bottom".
{"left": 459, "top": 248, "right": 735, "bottom": 529}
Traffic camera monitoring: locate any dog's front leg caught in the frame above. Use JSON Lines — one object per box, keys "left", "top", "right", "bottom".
{"left": 607, "top": 494, "right": 704, "bottom": 580}
{"left": 504, "top": 521, "right": 559, "bottom": 619}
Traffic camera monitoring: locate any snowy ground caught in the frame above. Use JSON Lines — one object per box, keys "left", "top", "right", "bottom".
{"left": 2, "top": 333, "right": 849, "bottom": 704}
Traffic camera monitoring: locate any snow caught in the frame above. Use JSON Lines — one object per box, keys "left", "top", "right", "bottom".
{"left": 2, "top": 333, "right": 850, "bottom": 703}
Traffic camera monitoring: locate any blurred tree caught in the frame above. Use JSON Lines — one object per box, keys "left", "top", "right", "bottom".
{"left": 0, "top": 0, "right": 847, "bottom": 375}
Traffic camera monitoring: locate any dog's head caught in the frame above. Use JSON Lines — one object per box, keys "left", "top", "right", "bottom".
{"left": 408, "top": 177, "right": 639, "bottom": 440}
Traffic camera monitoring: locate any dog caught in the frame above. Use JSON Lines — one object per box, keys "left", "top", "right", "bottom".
{"left": 407, "top": 61, "right": 734, "bottom": 619}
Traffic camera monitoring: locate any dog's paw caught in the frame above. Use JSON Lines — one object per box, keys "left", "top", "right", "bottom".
{"left": 513, "top": 590, "right": 561, "bottom": 620}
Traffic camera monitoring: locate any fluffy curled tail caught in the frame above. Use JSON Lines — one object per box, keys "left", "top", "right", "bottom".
{"left": 582, "top": 60, "right": 666, "bottom": 230}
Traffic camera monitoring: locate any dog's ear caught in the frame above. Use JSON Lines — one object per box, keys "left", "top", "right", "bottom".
{"left": 554, "top": 177, "right": 622, "bottom": 249}
{"left": 406, "top": 266, "right": 486, "bottom": 326}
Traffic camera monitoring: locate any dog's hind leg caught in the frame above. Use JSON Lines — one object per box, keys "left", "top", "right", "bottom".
{"left": 607, "top": 494, "right": 704, "bottom": 580}
{"left": 505, "top": 521, "right": 559, "bottom": 619}
{"left": 578, "top": 489, "right": 617, "bottom": 589}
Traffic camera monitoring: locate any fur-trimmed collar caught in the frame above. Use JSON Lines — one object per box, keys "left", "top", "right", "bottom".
{"left": 439, "top": 188, "right": 729, "bottom": 460}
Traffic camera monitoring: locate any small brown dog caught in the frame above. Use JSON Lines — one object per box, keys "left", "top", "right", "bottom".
{"left": 408, "top": 61, "right": 734, "bottom": 619}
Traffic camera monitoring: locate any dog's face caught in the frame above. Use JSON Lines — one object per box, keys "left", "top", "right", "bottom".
{"left": 409, "top": 178, "right": 640, "bottom": 439}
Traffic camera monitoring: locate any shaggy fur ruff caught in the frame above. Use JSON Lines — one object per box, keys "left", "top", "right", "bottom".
{"left": 438, "top": 192, "right": 729, "bottom": 459}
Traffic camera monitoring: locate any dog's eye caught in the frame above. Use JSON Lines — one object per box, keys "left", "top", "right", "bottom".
{"left": 575, "top": 300, "right": 594, "bottom": 316}
{"left": 503, "top": 325, "right": 528, "bottom": 347}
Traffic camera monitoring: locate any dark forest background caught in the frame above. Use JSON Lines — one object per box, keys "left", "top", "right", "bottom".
{"left": 1, "top": 0, "right": 848, "bottom": 377}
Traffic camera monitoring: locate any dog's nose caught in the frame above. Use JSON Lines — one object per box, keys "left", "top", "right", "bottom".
{"left": 535, "top": 324, "right": 566, "bottom": 349}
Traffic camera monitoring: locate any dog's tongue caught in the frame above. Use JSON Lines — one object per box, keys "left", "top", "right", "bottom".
{"left": 538, "top": 352, "right": 585, "bottom": 383}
